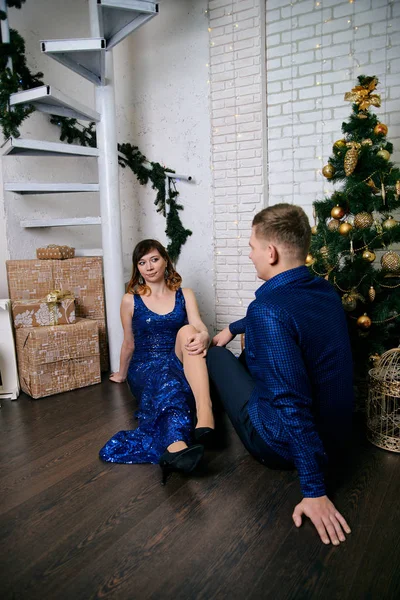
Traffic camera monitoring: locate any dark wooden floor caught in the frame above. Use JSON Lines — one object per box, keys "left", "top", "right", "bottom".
{"left": 0, "top": 379, "right": 399, "bottom": 600}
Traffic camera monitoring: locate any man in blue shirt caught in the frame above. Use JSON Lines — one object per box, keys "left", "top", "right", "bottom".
{"left": 207, "top": 203, "right": 353, "bottom": 546}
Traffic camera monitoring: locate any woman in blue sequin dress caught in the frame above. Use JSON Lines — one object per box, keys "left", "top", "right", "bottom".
{"left": 99, "top": 240, "right": 214, "bottom": 482}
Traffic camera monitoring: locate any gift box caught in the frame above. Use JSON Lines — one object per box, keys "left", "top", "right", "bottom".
{"left": 6, "top": 257, "right": 109, "bottom": 371}
{"left": 36, "top": 244, "right": 75, "bottom": 260}
{"left": 12, "top": 291, "right": 75, "bottom": 328}
{"left": 15, "top": 318, "right": 101, "bottom": 399}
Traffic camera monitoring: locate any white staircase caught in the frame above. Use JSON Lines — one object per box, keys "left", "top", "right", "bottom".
{"left": 1, "top": 0, "right": 159, "bottom": 372}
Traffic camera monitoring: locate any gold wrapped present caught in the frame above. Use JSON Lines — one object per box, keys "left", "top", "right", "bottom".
{"left": 36, "top": 244, "right": 75, "bottom": 260}
{"left": 15, "top": 318, "right": 101, "bottom": 399}
{"left": 12, "top": 290, "right": 75, "bottom": 328}
{"left": 6, "top": 257, "right": 109, "bottom": 371}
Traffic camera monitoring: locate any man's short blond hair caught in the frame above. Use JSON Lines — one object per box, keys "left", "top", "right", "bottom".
{"left": 252, "top": 204, "right": 311, "bottom": 260}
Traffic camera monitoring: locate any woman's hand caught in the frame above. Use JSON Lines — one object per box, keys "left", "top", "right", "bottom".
{"left": 185, "top": 330, "right": 210, "bottom": 357}
{"left": 109, "top": 372, "right": 126, "bottom": 383}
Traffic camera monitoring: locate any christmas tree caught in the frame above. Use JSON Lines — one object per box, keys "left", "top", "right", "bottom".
{"left": 308, "top": 75, "right": 400, "bottom": 393}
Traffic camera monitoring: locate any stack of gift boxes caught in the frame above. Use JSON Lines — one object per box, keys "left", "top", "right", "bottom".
{"left": 6, "top": 246, "right": 109, "bottom": 399}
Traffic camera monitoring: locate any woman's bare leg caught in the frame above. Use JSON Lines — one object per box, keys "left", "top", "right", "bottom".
{"left": 175, "top": 325, "right": 214, "bottom": 429}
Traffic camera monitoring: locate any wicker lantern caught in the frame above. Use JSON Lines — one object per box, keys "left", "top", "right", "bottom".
{"left": 367, "top": 348, "right": 400, "bottom": 453}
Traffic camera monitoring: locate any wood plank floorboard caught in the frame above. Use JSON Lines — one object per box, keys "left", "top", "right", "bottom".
{"left": 0, "top": 380, "right": 399, "bottom": 600}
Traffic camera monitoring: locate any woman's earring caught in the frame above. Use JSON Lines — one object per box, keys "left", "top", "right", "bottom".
{"left": 138, "top": 275, "right": 144, "bottom": 285}
{"left": 164, "top": 268, "right": 169, "bottom": 280}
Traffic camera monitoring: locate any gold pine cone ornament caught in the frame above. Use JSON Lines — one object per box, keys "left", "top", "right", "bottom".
{"left": 344, "top": 142, "right": 361, "bottom": 176}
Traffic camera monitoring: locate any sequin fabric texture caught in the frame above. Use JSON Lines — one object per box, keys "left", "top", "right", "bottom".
{"left": 99, "top": 288, "right": 194, "bottom": 464}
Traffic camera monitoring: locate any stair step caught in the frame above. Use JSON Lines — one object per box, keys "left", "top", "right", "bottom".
{"left": 21, "top": 217, "right": 101, "bottom": 228}
{"left": 75, "top": 248, "right": 103, "bottom": 256}
{"left": 1, "top": 137, "right": 99, "bottom": 157}
{"left": 10, "top": 85, "right": 100, "bottom": 122}
{"left": 41, "top": 38, "right": 106, "bottom": 86}
{"left": 97, "top": 0, "right": 158, "bottom": 49}
{"left": 5, "top": 183, "right": 99, "bottom": 194}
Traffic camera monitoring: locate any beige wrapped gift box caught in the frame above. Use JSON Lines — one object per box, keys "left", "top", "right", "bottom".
{"left": 15, "top": 318, "right": 101, "bottom": 399}
{"left": 12, "top": 292, "right": 76, "bottom": 328}
{"left": 6, "top": 257, "right": 109, "bottom": 372}
{"left": 36, "top": 244, "right": 75, "bottom": 260}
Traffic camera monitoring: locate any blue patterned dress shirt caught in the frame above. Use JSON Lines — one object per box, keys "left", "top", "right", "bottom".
{"left": 229, "top": 266, "right": 353, "bottom": 498}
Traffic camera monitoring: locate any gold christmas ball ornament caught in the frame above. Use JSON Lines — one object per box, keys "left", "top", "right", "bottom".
{"left": 374, "top": 123, "right": 388, "bottom": 136}
{"left": 331, "top": 205, "right": 345, "bottom": 220}
{"left": 354, "top": 212, "right": 373, "bottom": 229}
{"left": 368, "top": 286, "right": 376, "bottom": 302}
{"left": 342, "top": 293, "right": 357, "bottom": 312}
{"left": 311, "top": 225, "right": 318, "bottom": 235}
{"left": 322, "top": 164, "right": 335, "bottom": 179}
{"left": 396, "top": 180, "right": 400, "bottom": 196}
{"left": 305, "top": 253, "right": 314, "bottom": 266}
{"left": 357, "top": 313, "right": 372, "bottom": 330}
{"left": 328, "top": 218, "right": 340, "bottom": 231}
{"left": 338, "top": 222, "right": 353, "bottom": 236}
{"left": 362, "top": 249, "right": 376, "bottom": 263}
{"left": 382, "top": 216, "right": 398, "bottom": 230}
{"left": 381, "top": 251, "right": 400, "bottom": 273}
{"left": 333, "top": 139, "right": 346, "bottom": 152}
{"left": 377, "top": 149, "right": 390, "bottom": 161}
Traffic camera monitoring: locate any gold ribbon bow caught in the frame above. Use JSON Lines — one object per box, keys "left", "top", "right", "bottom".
{"left": 45, "top": 289, "right": 74, "bottom": 325}
{"left": 344, "top": 78, "right": 381, "bottom": 111}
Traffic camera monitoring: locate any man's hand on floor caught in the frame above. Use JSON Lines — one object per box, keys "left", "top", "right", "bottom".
{"left": 292, "top": 495, "right": 351, "bottom": 545}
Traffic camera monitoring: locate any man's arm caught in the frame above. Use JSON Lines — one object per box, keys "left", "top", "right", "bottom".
{"left": 251, "top": 304, "right": 350, "bottom": 545}
{"left": 212, "top": 317, "right": 247, "bottom": 347}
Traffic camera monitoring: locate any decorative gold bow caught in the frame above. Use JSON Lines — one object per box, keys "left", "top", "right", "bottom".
{"left": 344, "top": 78, "right": 381, "bottom": 111}
{"left": 46, "top": 289, "right": 74, "bottom": 303}
{"left": 45, "top": 289, "right": 74, "bottom": 325}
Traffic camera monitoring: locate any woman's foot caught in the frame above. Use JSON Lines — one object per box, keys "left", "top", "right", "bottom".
{"left": 194, "top": 427, "right": 215, "bottom": 447}
{"left": 159, "top": 445, "right": 204, "bottom": 485}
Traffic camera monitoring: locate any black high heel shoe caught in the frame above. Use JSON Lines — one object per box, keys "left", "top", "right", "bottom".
{"left": 159, "top": 444, "right": 204, "bottom": 485}
{"left": 194, "top": 427, "right": 215, "bottom": 447}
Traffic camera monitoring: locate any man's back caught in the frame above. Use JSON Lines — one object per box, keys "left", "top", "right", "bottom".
{"left": 245, "top": 266, "right": 353, "bottom": 495}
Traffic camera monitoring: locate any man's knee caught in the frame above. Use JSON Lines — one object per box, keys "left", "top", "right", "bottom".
{"left": 206, "top": 345, "right": 229, "bottom": 375}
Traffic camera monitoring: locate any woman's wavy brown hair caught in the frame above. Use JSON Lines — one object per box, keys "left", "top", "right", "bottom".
{"left": 126, "top": 239, "right": 182, "bottom": 295}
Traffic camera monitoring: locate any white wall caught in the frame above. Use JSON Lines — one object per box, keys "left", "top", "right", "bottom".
{"left": 265, "top": 0, "right": 400, "bottom": 219}
{"left": 0, "top": 0, "right": 214, "bottom": 330}
{"left": 208, "top": 0, "right": 266, "bottom": 352}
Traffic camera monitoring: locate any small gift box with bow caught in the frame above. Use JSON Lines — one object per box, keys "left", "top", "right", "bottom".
{"left": 12, "top": 290, "right": 76, "bottom": 328}
{"left": 36, "top": 244, "right": 75, "bottom": 260}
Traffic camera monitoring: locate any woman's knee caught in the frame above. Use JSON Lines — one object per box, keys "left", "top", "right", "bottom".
{"left": 177, "top": 324, "right": 198, "bottom": 340}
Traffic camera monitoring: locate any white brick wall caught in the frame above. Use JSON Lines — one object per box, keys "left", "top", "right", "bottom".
{"left": 266, "top": 0, "right": 400, "bottom": 222}
{"left": 209, "top": 0, "right": 400, "bottom": 350}
{"left": 208, "top": 0, "right": 265, "bottom": 352}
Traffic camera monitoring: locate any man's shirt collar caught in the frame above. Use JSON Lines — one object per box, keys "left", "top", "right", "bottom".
{"left": 255, "top": 266, "right": 312, "bottom": 299}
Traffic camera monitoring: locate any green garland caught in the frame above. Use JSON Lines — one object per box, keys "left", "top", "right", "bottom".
{"left": 1, "top": 1, "right": 191, "bottom": 262}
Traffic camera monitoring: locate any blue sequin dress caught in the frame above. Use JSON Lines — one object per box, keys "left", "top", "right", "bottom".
{"left": 99, "top": 288, "right": 195, "bottom": 464}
